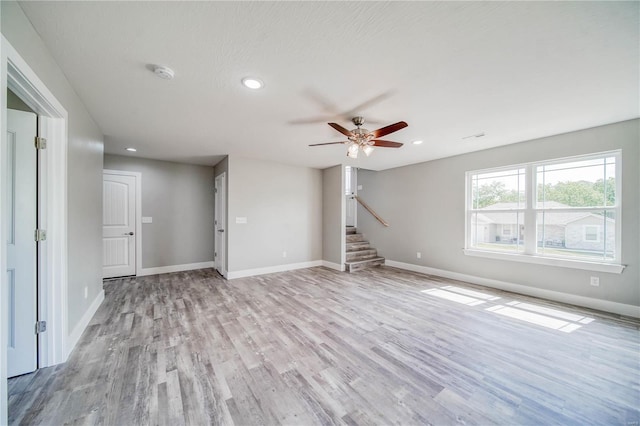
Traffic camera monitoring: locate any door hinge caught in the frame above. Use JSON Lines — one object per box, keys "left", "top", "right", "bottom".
{"left": 35, "top": 137, "right": 47, "bottom": 150}
{"left": 214, "top": 220, "right": 217, "bottom": 225}
{"left": 35, "top": 321, "right": 47, "bottom": 334}
{"left": 214, "top": 188, "right": 218, "bottom": 193}
{"left": 35, "top": 229, "right": 47, "bottom": 241}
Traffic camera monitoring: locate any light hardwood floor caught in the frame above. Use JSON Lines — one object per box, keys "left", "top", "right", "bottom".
{"left": 8, "top": 266, "right": 640, "bottom": 425}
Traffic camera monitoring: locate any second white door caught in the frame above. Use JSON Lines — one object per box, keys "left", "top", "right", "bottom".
{"left": 103, "top": 173, "right": 136, "bottom": 278}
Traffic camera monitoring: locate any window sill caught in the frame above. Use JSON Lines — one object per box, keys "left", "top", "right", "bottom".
{"left": 463, "top": 249, "right": 625, "bottom": 274}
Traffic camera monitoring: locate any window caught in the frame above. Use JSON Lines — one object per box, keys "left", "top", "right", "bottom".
{"left": 583, "top": 225, "right": 600, "bottom": 242}
{"left": 469, "top": 167, "right": 525, "bottom": 253}
{"left": 465, "top": 151, "right": 623, "bottom": 273}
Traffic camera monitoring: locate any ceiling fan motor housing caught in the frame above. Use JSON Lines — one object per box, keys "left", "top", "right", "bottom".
{"left": 352, "top": 116, "right": 365, "bottom": 127}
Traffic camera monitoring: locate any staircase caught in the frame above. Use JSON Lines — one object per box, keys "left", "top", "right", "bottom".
{"left": 345, "top": 227, "right": 385, "bottom": 272}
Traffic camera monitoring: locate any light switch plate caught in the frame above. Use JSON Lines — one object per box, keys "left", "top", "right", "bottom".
{"left": 142, "top": 216, "right": 153, "bottom": 224}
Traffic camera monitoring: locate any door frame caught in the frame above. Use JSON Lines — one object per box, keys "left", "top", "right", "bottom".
{"left": 103, "top": 169, "right": 142, "bottom": 276}
{"left": 345, "top": 166, "right": 358, "bottom": 228}
{"left": 214, "top": 172, "right": 226, "bottom": 278}
{"left": 1, "top": 36, "right": 69, "bottom": 420}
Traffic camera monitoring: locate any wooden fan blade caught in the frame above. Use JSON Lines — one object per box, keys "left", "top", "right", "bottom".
{"left": 328, "top": 122, "right": 355, "bottom": 137}
{"left": 370, "top": 121, "right": 408, "bottom": 138}
{"left": 372, "top": 140, "right": 403, "bottom": 148}
{"left": 308, "top": 141, "right": 347, "bottom": 146}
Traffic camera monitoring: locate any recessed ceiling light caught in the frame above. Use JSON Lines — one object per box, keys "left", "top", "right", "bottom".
{"left": 126, "top": 147, "right": 137, "bottom": 152}
{"left": 153, "top": 65, "right": 175, "bottom": 80}
{"left": 412, "top": 140, "right": 424, "bottom": 145}
{"left": 242, "top": 77, "right": 264, "bottom": 89}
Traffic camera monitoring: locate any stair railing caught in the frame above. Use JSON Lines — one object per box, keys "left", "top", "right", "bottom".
{"left": 353, "top": 195, "right": 389, "bottom": 227}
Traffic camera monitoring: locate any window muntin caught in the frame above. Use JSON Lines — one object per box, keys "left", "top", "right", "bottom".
{"left": 536, "top": 156, "right": 616, "bottom": 208}
{"left": 467, "top": 151, "right": 620, "bottom": 265}
{"left": 471, "top": 168, "right": 526, "bottom": 210}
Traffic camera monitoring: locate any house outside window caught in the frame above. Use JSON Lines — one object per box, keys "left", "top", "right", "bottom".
{"left": 465, "top": 151, "right": 623, "bottom": 273}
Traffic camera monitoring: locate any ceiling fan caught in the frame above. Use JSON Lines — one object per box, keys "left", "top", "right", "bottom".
{"left": 309, "top": 117, "right": 408, "bottom": 158}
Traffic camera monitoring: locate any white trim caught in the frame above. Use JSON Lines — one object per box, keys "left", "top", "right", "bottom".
{"left": 322, "top": 260, "right": 345, "bottom": 271}
{"left": 1, "top": 37, "right": 69, "bottom": 426}
{"left": 462, "top": 248, "right": 625, "bottom": 274}
{"left": 227, "top": 260, "right": 323, "bottom": 279}
{"left": 138, "top": 261, "right": 215, "bottom": 277}
{"left": 65, "top": 290, "right": 104, "bottom": 359}
{"left": 385, "top": 259, "right": 639, "bottom": 318}
{"left": 103, "top": 169, "right": 142, "bottom": 276}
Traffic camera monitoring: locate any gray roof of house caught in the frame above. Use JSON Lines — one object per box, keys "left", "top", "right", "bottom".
{"left": 477, "top": 202, "right": 595, "bottom": 226}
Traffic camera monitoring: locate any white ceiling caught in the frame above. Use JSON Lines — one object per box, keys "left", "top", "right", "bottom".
{"left": 19, "top": 1, "right": 639, "bottom": 171}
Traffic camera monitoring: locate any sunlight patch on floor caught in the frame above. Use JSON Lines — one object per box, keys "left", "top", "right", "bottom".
{"left": 505, "top": 301, "right": 594, "bottom": 323}
{"left": 421, "top": 286, "right": 594, "bottom": 333}
{"left": 486, "top": 305, "right": 583, "bottom": 333}
{"left": 421, "top": 289, "right": 486, "bottom": 306}
{"left": 441, "top": 285, "right": 501, "bottom": 301}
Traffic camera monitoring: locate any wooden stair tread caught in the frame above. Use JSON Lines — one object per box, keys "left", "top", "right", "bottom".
{"left": 346, "top": 249, "right": 377, "bottom": 255}
{"left": 345, "top": 256, "right": 385, "bottom": 265}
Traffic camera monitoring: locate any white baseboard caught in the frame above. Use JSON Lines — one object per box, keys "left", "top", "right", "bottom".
{"left": 138, "top": 261, "right": 214, "bottom": 277}
{"left": 322, "top": 260, "right": 345, "bottom": 272}
{"left": 66, "top": 289, "right": 105, "bottom": 358}
{"left": 227, "top": 260, "right": 323, "bottom": 279}
{"left": 385, "top": 259, "right": 640, "bottom": 318}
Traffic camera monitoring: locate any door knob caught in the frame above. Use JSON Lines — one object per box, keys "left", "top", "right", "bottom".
{"left": 125, "top": 232, "right": 134, "bottom": 236}
{"left": 217, "top": 229, "right": 225, "bottom": 233}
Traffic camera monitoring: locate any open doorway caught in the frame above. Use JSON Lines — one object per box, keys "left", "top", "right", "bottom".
{"left": 2, "top": 36, "right": 70, "bottom": 421}
{"left": 345, "top": 166, "right": 357, "bottom": 228}
{"left": 214, "top": 172, "right": 226, "bottom": 277}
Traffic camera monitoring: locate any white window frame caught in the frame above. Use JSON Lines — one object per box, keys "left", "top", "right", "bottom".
{"left": 464, "top": 150, "right": 624, "bottom": 274}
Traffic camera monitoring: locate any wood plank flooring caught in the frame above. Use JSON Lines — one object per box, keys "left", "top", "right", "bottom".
{"left": 8, "top": 266, "right": 640, "bottom": 425}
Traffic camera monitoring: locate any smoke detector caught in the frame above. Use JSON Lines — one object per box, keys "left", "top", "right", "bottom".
{"left": 153, "top": 65, "right": 175, "bottom": 80}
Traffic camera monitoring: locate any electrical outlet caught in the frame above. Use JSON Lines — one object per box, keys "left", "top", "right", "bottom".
{"left": 282, "top": 251, "right": 287, "bottom": 258}
{"left": 590, "top": 276, "right": 600, "bottom": 287}
{"left": 84, "top": 286, "right": 88, "bottom": 299}
{"left": 416, "top": 252, "right": 422, "bottom": 259}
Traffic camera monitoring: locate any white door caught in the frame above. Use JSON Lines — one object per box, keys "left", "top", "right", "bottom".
{"left": 7, "top": 109, "right": 38, "bottom": 377}
{"left": 103, "top": 173, "right": 136, "bottom": 278}
{"left": 214, "top": 173, "right": 226, "bottom": 276}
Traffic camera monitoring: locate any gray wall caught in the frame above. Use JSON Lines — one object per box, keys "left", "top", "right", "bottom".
{"left": 357, "top": 119, "right": 639, "bottom": 308}
{"left": 214, "top": 156, "right": 229, "bottom": 272}
{"left": 322, "top": 165, "right": 344, "bottom": 266}
{"left": 2, "top": 1, "right": 105, "bottom": 334}
{"left": 228, "top": 157, "right": 322, "bottom": 272}
{"left": 104, "top": 155, "right": 215, "bottom": 269}
{"left": 7, "top": 89, "right": 35, "bottom": 113}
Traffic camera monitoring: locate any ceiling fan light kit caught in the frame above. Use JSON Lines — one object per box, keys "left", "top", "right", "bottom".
{"left": 310, "top": 116, "right": 408, "bottom": 158}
